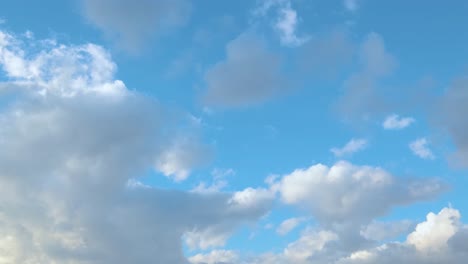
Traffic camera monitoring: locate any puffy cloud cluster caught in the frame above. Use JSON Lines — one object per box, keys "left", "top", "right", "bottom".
{"left": 275, "top": 161, "right": 445, "bottom": 224}
{"left": 0, "top": 30, "right": 271, "bottom": 263}
{"left": 337, "top": 207, "right": 468, "bottom": 264}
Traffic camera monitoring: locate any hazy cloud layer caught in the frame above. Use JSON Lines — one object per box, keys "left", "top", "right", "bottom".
{"left": 436, "top": 77, "right": 468, "bottom": 167}
{"left": 336, "top": 32, "right": 397, "bottom": 121}
{"left": 81, "top": 0, "right": 190, "bottom": 52}
{"left": 203, "top": 33, "right": 287, "bottom": 108}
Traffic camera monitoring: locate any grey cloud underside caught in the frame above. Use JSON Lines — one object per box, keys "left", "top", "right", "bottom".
{"left": 203, "top": 33, "right": 288, "bottom": 108}
{"left": 0, "top": 30, "right": 270, "bottom": 263}
{"left": 334, "top": 32, "right": 397, "bottom": 122}
{"left": 0, "top": 93, "right": 269, "bottom": 264}
{"left": 436, "top": 77, "right": 468, "bottom": 167}
{"left": 82, "top": 0, "right": 190, "bottom": 52}
{"left": 297, "top": 30, "right": 354, "bottom": 79}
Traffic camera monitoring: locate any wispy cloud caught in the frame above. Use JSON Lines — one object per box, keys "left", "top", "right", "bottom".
{"left": 344, "top": 0, "right": 359, "bottom": 12}
{"left": 331, "top": 138, "right": 368, "bottom": 157}
{"left": 276, "top": 217, "right": 305, "bottom": 235}
{"left": 275, "top": 4, "right": 307, "bottom": 47}
{"left": 409, "top": 138, "right": 435, "bottom": 160}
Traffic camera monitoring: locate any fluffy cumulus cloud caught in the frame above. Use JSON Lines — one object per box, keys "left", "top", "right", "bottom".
{"left": 81, "top": 0, "right": 190, "bottom": 52}
{"left": 337, "top": 207, "right": 468, "bottom": 264}
{"left": 275, "top": 161, "right": 445, "bottom": 224}
{"left": 203, "top": 32, "right": 287, "bottom": 107}
{"left": 0, "top": 30, "right": 272, "bottom": 263}
{"left": 331, "top": 138, "right": 368, "bottom": 157}
{"left": 235, "top": 207, "right": 468, "bottom": 264}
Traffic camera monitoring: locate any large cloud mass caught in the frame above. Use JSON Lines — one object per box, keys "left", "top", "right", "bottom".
{"left": 0, "top": 30, "right": 271, "bottom": 263}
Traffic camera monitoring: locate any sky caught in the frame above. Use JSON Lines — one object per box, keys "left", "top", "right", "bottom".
{"left": 0, "top": 0, "right": 468, "bottom": 263}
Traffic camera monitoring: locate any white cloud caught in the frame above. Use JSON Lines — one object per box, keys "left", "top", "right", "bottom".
{"left": 0, "top": 30, "right": 271, "bottom": 263}
{"left": 275, "top": 4, "right": 307, "bottom": 47}
{"left": 331, "top": 138, "right": 368, "bottom": 157}
{"left": 189, "top": 250, "right": 239, "bottom": 264}
{"left": 276, "top": 217, "right": 305, "bottom": 236}
{"left": 228, "top": 187, "right": 275, "bottom": 213}
{"left": 409, "top": 138, "right": 435, "bottom": 160}
{"left": 383, "top": 114, "right": 415, "bottom": 130}
{"left": 0, "top": 31, "right": 126, "bottom": 97}
{"left": 245, "top": 207, "right": 468, "bottom": 264}
{"left": 0, "top": 18, "right": 6, "bottom": 24}
{"left": 407, "top": 207, "right": 460, "bottom": 252}
{"left": 337, "top": 207, "right": 468, "bottom": 264}
{"left": 284, "top": 229, "right": 338, "bottom": 262}
{"left": 277, "top": 161, "right": 445, "bottom": 224}
{"left": 253, "top": 0, "right": 306, "bottom": 47}
{"left": 155, "top": 137, "right": 211, "bottom": 182}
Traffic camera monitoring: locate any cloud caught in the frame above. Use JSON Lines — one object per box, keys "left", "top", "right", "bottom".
{"left": 0, "top": 30, "right": 126, "bottom": 97}
{"left": 276, "top": 161, "right": 446, "bottom": 224}
{"left": 336, "top": 32, "right": 397, "bottom": 121}
{"left": 203, "top": 32, "right": 286, "bottom": 108}
{"left": 436, "top": 76, "right": 468, "bottom": 167}
{"left": 81, "top": 0, "right": 190, "bottom": 52}
{"left": 407, "top": 207, "right": 460, "bottom": 252}
{"left": 253, "top": 0, "right": 306, "bottom": 47}
{"left": 189, "top": 250, "right": 239, "bottom": 264}
{"left": 383, "top": 114, "right": 415, "bottom": 130}
{"left": 331, "top": 138, "right": 368, "bottom": 157}
{"left": 360, "top": 220, "right": 415, "bottom": 241}
{"left": 192, "top": 169, "right": 235, "bottom": 194}
{"left": 297, "top": 30, "right": 354, "bottom": 77}
{"left": 276, "top": 217, "right": 305, "bottom": 236}
{"left": 0, "top": 30, "right": 271, "bottom": 263}
{"left": 275, "top": 4, "right": 307, "bottom": 47}
{"left": 283, "top": 229, "right": 339, "bottom": 262}
{"left": 155, "top": 136, "right": 212, "bottom": 182}
{"left": 409, "top": 138, "right": 435, "bottom": 160}
{"left": 337, "top": 207, "right": 468, "bottom": 264}
{"left": 241, "top": 207, "right": 467, "bottom": 264}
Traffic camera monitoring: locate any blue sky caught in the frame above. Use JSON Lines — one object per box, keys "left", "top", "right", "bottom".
{"left": 1, "top": 0, "right": 468, "bottom": 263}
